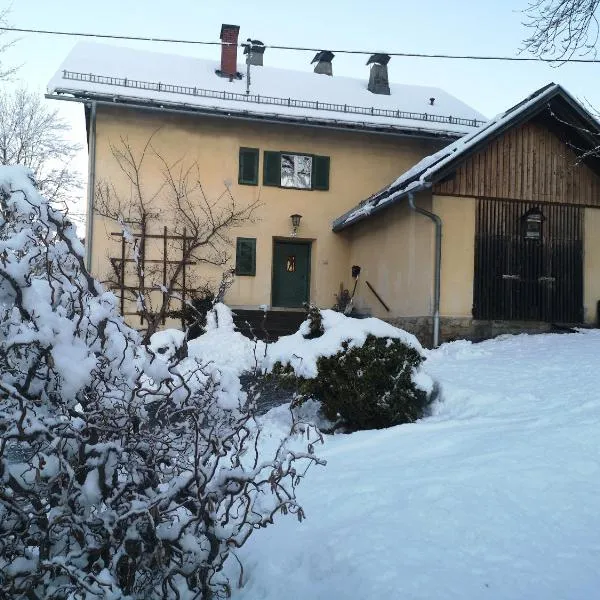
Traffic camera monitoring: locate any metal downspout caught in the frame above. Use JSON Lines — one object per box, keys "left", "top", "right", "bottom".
{"left": 408, "top": 191, "right": 442, "bottom": 348}
{"left": 85, "top": 100, "right": 97, "bottom": 272}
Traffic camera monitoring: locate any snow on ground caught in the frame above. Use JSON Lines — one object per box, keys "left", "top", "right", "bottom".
{"left": 186, "top": 304, "right": 262, "bottom": 377}
{"left": 179, "top": 305, "right": 425, "bottom": 380}
{"left": 229, "top": 330, "right": 600, "bottom": 600}
{"left": 157, "top": 306, "right": 430, "bottom": 410}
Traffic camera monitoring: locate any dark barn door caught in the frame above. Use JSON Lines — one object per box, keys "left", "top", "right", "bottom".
{"left": 474, "top": 200, "right": 583, "bottom": 323}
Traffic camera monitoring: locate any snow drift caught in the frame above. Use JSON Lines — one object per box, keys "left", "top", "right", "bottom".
{"left": 231, "top": 330, "right": 600, "bottom": 600}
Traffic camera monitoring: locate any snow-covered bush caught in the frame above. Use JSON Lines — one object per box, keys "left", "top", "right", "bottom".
{"left": 310, "top": 334, "right": 430, "bottom": 430}
{"left": 0, "top": 166, "right": 324, "bottom": 599}
{"left": 303, "top": 303, "right": 324, "bottom": 340}
{"left": 267, "top": 310, "right": 433, "bottom": 431}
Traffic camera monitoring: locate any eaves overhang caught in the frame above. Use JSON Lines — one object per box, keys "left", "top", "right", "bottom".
{"left": 46, "top": 89, "right": 469, "bottom": 141}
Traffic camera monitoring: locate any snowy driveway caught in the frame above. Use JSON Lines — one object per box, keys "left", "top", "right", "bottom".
{"left": 233, "top": 331, "right": 600, "bottom": 600}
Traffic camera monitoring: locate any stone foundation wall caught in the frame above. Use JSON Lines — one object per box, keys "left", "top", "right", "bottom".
{"left": 386, "top": 316, "right": 559, "bottom": 348}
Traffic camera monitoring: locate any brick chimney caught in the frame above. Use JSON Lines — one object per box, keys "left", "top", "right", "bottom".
{"left": 217, "top": 24, "right": 241, "bottom": 80}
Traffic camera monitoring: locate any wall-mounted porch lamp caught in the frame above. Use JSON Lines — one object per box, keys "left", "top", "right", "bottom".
{"left": 290, "top": 213, "right": 302, "bottom": 237}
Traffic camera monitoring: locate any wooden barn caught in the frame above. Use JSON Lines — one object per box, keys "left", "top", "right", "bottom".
{"left": 334, "top": 84, "right": 600, "bottom": 344}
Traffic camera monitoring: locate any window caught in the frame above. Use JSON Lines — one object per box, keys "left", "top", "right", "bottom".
{"left": 263, "top": 151, "right": 330, "bottom": 190}
{"left": 522, "top": 207, "right": 544, "bottom": 240}
{"left": 281, "top": 154, "right": 313, "bottom": 189}
{"left": 238, "top": 147, "right": 259, "bottom": 185}
{"left": 235, "top": 237, "right": 256, "bottom": 276}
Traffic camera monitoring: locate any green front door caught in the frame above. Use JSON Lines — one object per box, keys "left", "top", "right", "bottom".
{"left": 272, "top": 241, "right": 311, "bottom": 307}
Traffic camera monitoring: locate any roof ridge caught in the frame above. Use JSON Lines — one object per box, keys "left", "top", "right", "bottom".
{"left": 65, "top": 40, "right": 482, "bottom": 96}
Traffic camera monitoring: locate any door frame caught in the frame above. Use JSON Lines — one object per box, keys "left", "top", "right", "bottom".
{"left": 271, "top": 237, "right": 312, "bottom": 308}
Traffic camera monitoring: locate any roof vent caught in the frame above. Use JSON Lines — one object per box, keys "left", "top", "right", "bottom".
{"left": 367, "top": 53, "right": 391, "bottom": 95}
{"left": 312, "top": 50, "right": 334, "bottom": 76}
{"left": 243, "top": 38, "right": 266, "bottom": 66}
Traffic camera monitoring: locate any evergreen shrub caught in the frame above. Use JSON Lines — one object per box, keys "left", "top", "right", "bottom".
{"left": 272, "top": 334, "right": 431, "bottom": 431}
{"left": 303, "top": 303, "right": 325, "bottom": 339}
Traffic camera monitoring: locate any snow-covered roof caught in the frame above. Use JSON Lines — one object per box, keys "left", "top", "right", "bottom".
{"left": 333, "top": 83, "right": 600, "bottom": 231}
{"left": 47, "top": 42, "right": 486, "bottom": 138}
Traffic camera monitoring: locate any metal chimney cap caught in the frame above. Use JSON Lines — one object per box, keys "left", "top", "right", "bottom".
{"left": 366, "top": 53, "right": 391, "bottom": 66}
{"left": 243, "top": 39, "right": 266, "bottom": 54}
{"left": 312, "top": 50, "right": 335, "bottom": 64}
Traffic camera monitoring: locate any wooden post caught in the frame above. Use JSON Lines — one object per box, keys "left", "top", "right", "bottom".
{"left": 140, "top": 223, "right": 146, "bottom": 326}
{"left": 120, "top": 234, "right": 126, "bottom": 316}
{"left": 181, "top": 228, "right": 187, "bottom": 330}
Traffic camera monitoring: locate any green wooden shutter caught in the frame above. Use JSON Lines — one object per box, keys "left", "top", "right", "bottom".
{"left": 312, "top": 155, "right": 330, "bottom": 190}
{"left": 238, "top": 147, "right": 259, "bottom": 185}
{"left": 235, "top": 237, "right": 256, "bottom": 276}
{"left": 263, "top": 151, "right": 281, "bottom": 186}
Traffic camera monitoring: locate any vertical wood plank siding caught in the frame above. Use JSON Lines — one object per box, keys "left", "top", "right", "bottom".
{"left": 434, "top": 120, "right": 600, "bottom": 206}
{"left": 474, "top": 199, "right": 583, "bottom": 323}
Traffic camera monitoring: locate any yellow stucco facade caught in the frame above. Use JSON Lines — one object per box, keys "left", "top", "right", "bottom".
{"left": 433, "top": 195, "right": 476, "bottom": 318}
{"left": 339, "top": 194, "right": 477, "bottom": 322}
{"left": 584, "top": 207, "right": 600, "bottom": 325}
{"left": 340, "top": 192, "right": 434, "bottom": 319}
{"left": 89, "top": 105, "right": 442, "bottom": 314}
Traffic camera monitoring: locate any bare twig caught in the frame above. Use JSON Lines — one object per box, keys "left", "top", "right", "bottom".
{"left": 523, "top": 0, "right": 600, "bottom": 59}
{"left": 95, "top": 135, "right": 261, "bottom": 340}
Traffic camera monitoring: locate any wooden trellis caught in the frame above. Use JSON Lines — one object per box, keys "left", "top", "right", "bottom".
{"left": 110, "top": 226, "right": 197, "bottom": 327}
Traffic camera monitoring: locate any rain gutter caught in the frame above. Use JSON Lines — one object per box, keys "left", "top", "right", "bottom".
{"left": 45, "top": 93, "right": 465, "bottom": 141}
{"left": 85, "top": 100, "right": 97, "bottom": 272}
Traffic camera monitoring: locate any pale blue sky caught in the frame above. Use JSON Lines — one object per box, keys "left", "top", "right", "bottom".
{"left": 3, "top": 0, "right": 599, "bottom": 198}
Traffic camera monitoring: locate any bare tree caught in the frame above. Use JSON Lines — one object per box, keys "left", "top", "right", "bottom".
{"left": 0, "top": 87, "right": 82, "bottom": 210}
{"left": 523, "top": 0, "right": 600, "bottom": 58}
{"left": 95, "top": 132, "right": 260, "bottom": 341}
{"left": 0, "top": 6, "right": 19, "bottom": 81}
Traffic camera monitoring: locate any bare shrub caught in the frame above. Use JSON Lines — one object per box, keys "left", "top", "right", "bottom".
{"left": 0, "top": 166, "right": 323, "bottom": 599}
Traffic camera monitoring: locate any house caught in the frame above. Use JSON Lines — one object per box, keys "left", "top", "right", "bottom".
{"left": 47, "top": 24, "right": 600, "bottom": 346}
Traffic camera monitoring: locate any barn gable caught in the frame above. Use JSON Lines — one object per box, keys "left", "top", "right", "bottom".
{"left": 333, "top": 83, "right": 600, "bottom": 231}
{"left": 433, "top": 117, "right": 600, "bottom": 207}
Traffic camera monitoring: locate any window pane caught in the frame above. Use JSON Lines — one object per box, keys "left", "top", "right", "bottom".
{"left": 281, "top": 154, "right": 313, "bottom": 189}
